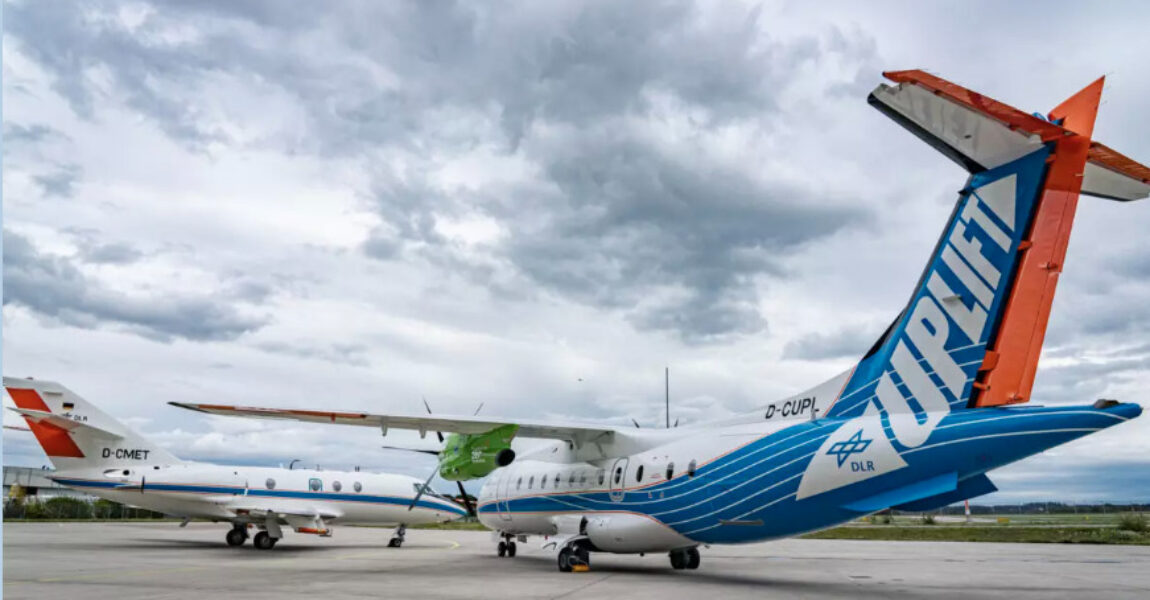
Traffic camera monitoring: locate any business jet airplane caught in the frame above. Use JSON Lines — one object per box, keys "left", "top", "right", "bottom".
{"left": 4, "top": 377, "right": 467, "bottom": 549}
{"left": 179, "top": 70, "right": 1148, "bottom": 572}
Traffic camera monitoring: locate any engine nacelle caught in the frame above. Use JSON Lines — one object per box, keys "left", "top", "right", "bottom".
{"left": 495, "top": 448, "right": 516, "bottom": 467}
{"left": 437, "top": 424, "right": 519, "bottom": 481}
{"left": 584, "top": 513, "right": 693, "bottom": 553}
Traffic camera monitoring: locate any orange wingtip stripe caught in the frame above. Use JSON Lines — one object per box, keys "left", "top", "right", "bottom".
{"left": 882, "top": 70, "right": 1069, "bottom": 142}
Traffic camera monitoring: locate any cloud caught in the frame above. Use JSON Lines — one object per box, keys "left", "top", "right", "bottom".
{"left": 3, "top": 229, "right": 269, "bottom": 342}
{"left": 5, "top": 0, "right": 877, "bottom": 343}
{"left": 783, "top": 323, "right": 885, "bottom": 361}
{"left": 3, "top": 0, "right": 1149, "bottom": 504}
{"left": 3, "top": 122, "right": 69, "bottom": 144}
{"left": 31, "top": 163, "right": 83, "bottom": 198}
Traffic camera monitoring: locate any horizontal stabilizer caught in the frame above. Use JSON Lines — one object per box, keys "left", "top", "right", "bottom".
{"left": 870, "top": 70, "right": 1150, "bottom": 201}
{"left": 7, "top": 407, "right": 123, "bottom": 440}
{"left": 892, "top": 473, "right": 997, "bottom": 512}
{"left": 843, "top": 472, "right": 957, "bottom": 513}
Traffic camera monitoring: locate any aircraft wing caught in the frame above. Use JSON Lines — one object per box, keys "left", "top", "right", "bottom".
{"left": 169, "top": 402, "right": 618, "bottom": 446}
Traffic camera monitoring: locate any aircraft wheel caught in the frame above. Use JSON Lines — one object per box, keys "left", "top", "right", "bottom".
{"left": 557, "top": 547, "right": 573, "bottom": 572}
{"left": 669, "top": 549, "right": 687, "bottom": 570}
{"left": 497, "top": 540, "right": 507, "bottom": 557}
{"left": 686, "top": 547, "right": 700, "bottom": 570}
{"left": 388, "top": 538, "right": 403, "bottom": 548}
{"left": 253, "top": 531, "right": 277, "bottom": 550}
{"left": 574, "top": 546, "right": 589, "bottom": 568}
{"left": 507, "top": 541, "right": 517, "bottom": 557}
{"left": 226, "top": 528, "right": 247, "bottom": 547}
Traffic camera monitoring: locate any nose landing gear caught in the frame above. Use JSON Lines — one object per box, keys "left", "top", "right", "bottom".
{"left": 388, "top": 524, "right": 407, "bottom": 548}
{"left": 496, "top": 533, "right": 518, "bottom": 557}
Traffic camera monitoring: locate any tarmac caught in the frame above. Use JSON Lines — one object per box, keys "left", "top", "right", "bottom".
{"left": 3, "top": 522, "right": 1149, "bottom": 599}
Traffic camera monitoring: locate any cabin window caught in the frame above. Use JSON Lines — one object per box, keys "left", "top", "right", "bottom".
{"left": 529, "top": 476, "right": 535, "bottom": 489}
{"left": 309, "top": 478, "right": 323, "bottom": 492}
{"left": 613, "top": 467, "right": 622, "bottom": 485}
{"left": 666, "top": 462, "right": 674, "bottom": 480}
{"left": 688, "top": 459, "right": 697, "bottom": 477}
{"left": 635, "top": 465, "right": 645, "bottom": 483}
{"left": 597, "top": 469, "right": 606, "bottom": 486}
{"left": 517, "top": 477, "right": 523, "bottom": 490}
{"left": 554, "top": 473, "right": 561, "bottom": 487}
{"left": 354, "top": 481, "right": 362, "bottom": 492}
{"left": 266, "top": 478, "right": 276, "bottom": 490}
{"left": 541, "top": 474, "right": 547, "bottom": 489}
{"left": 332, "top": 480, "right": 342, "bottom": 492}
{"left": 568, "top": 472, "right": 576, "bottom": 486}
{"left": 579, "top": 472, "right": 587, "bottom": 485}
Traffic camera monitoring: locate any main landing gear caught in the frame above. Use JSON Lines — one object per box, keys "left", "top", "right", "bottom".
{"left": 388, "top": 524, "right": 407, "bottom": 548}
{"left": 253, "top": 531, "right": 278, "bottom": 550}
{"left": 669, "top": 547, "right": 700, "bottom": 570}
{"left": 225, "top": 524, "right": 248, "bottom": 547}
{"left": 496, "top": 533, "right": 518, "bottom": 558}
{"left": 557, "top": 543, "right": 590, "bottom": 573}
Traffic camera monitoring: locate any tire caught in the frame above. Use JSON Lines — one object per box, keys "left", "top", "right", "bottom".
{"left": 226, "top": 528, "right": 246, "bottom": 547}
{"left": 253, "top": 531, "right": 276, "bottom": 550}
{"left": 686, "top": 548, "right": 700, "bottom": 570}
{"left": 507, "top": 541, "right": 517, "bottom": 558}
{"left": 669, "top": 550, "right": 687, "bottom": 570}
{"left": 558, "top": 547, "right": 573, "bottom": 572}
{"left": 574, "top": 546, "right": 589, "bottom": 567}
{"left": 388, "top": 538, "right": 402, "bottom": 548}
{"left": 497, "top": 540, "right": 507, "bottom": 557}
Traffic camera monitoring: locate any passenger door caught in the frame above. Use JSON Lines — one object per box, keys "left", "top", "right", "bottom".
{"left": 608, "top": 458, "right": 629, "bottom": 502}
{"left": 497, "top": 472, "right": 513, "bottom": 521}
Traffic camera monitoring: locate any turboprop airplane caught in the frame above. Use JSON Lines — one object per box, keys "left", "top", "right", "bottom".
{"left": 3, "top": 377, "right": 467, "bottom": 549}
{"left": 173, "top": 70, "right": 1148, "bottom": 572}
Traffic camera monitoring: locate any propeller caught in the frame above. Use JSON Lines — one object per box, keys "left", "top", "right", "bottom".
{"left": 407, "top": 397, "right": 477, "bottom": 518}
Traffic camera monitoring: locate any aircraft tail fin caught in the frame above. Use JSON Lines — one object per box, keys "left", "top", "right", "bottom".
{"left": 3, "top": 377, "right": 183, "bottom": 472}
{"left": 824, "top": 71, "right": 1148, "bottom": 423}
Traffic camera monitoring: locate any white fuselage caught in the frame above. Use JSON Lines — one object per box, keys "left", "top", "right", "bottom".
{"left": 53, "top": 462, "right": 464, "bottom": 526}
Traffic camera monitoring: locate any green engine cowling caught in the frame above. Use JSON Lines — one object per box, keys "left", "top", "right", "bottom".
{"left": 437, "top": 424, "right": 519, "bottom": 481}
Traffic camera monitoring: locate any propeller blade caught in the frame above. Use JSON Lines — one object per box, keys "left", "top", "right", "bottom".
{"left": 408, "top": 468, "right": 437, "bottom": 511}
{"left": 381, "top": 445, "right": 440, "bottom": 456}
{"left": 422, "top": 396, "right": 445, "bottom": 442}
{"left": 631, "top": 418, "right": 641, "bottom": 429}
{"left": 473, "top": 402, "right": 484, "bottom": 416}
{"left": 674, "top": 417, "right": 680, "bottom": 428}
{"left": 455, "top": 480, "right": 476, "bottom": 517}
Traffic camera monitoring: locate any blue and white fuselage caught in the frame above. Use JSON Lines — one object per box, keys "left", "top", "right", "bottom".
{"left": 476, "top": 400, "right": 1139, "bottom": 549}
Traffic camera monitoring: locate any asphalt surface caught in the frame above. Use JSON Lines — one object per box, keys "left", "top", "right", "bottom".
{"left": 3, "top": 522, "right": 1149, "bottom": 599}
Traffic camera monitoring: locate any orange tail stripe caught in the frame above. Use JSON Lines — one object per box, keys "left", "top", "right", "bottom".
{"left": 5, "top": 387, "right": 86, "bottom": 458}
{"left": 973, "top": 78, "right": 1103, "bottom": 407}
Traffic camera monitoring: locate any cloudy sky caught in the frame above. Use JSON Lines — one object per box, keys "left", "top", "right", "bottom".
{"left": 4, "top": 0, "right": 1150, "bottom": 503}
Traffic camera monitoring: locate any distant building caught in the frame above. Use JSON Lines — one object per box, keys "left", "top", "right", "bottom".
{"left": 3, "top": 465, "right": 96, "bottom": 501}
